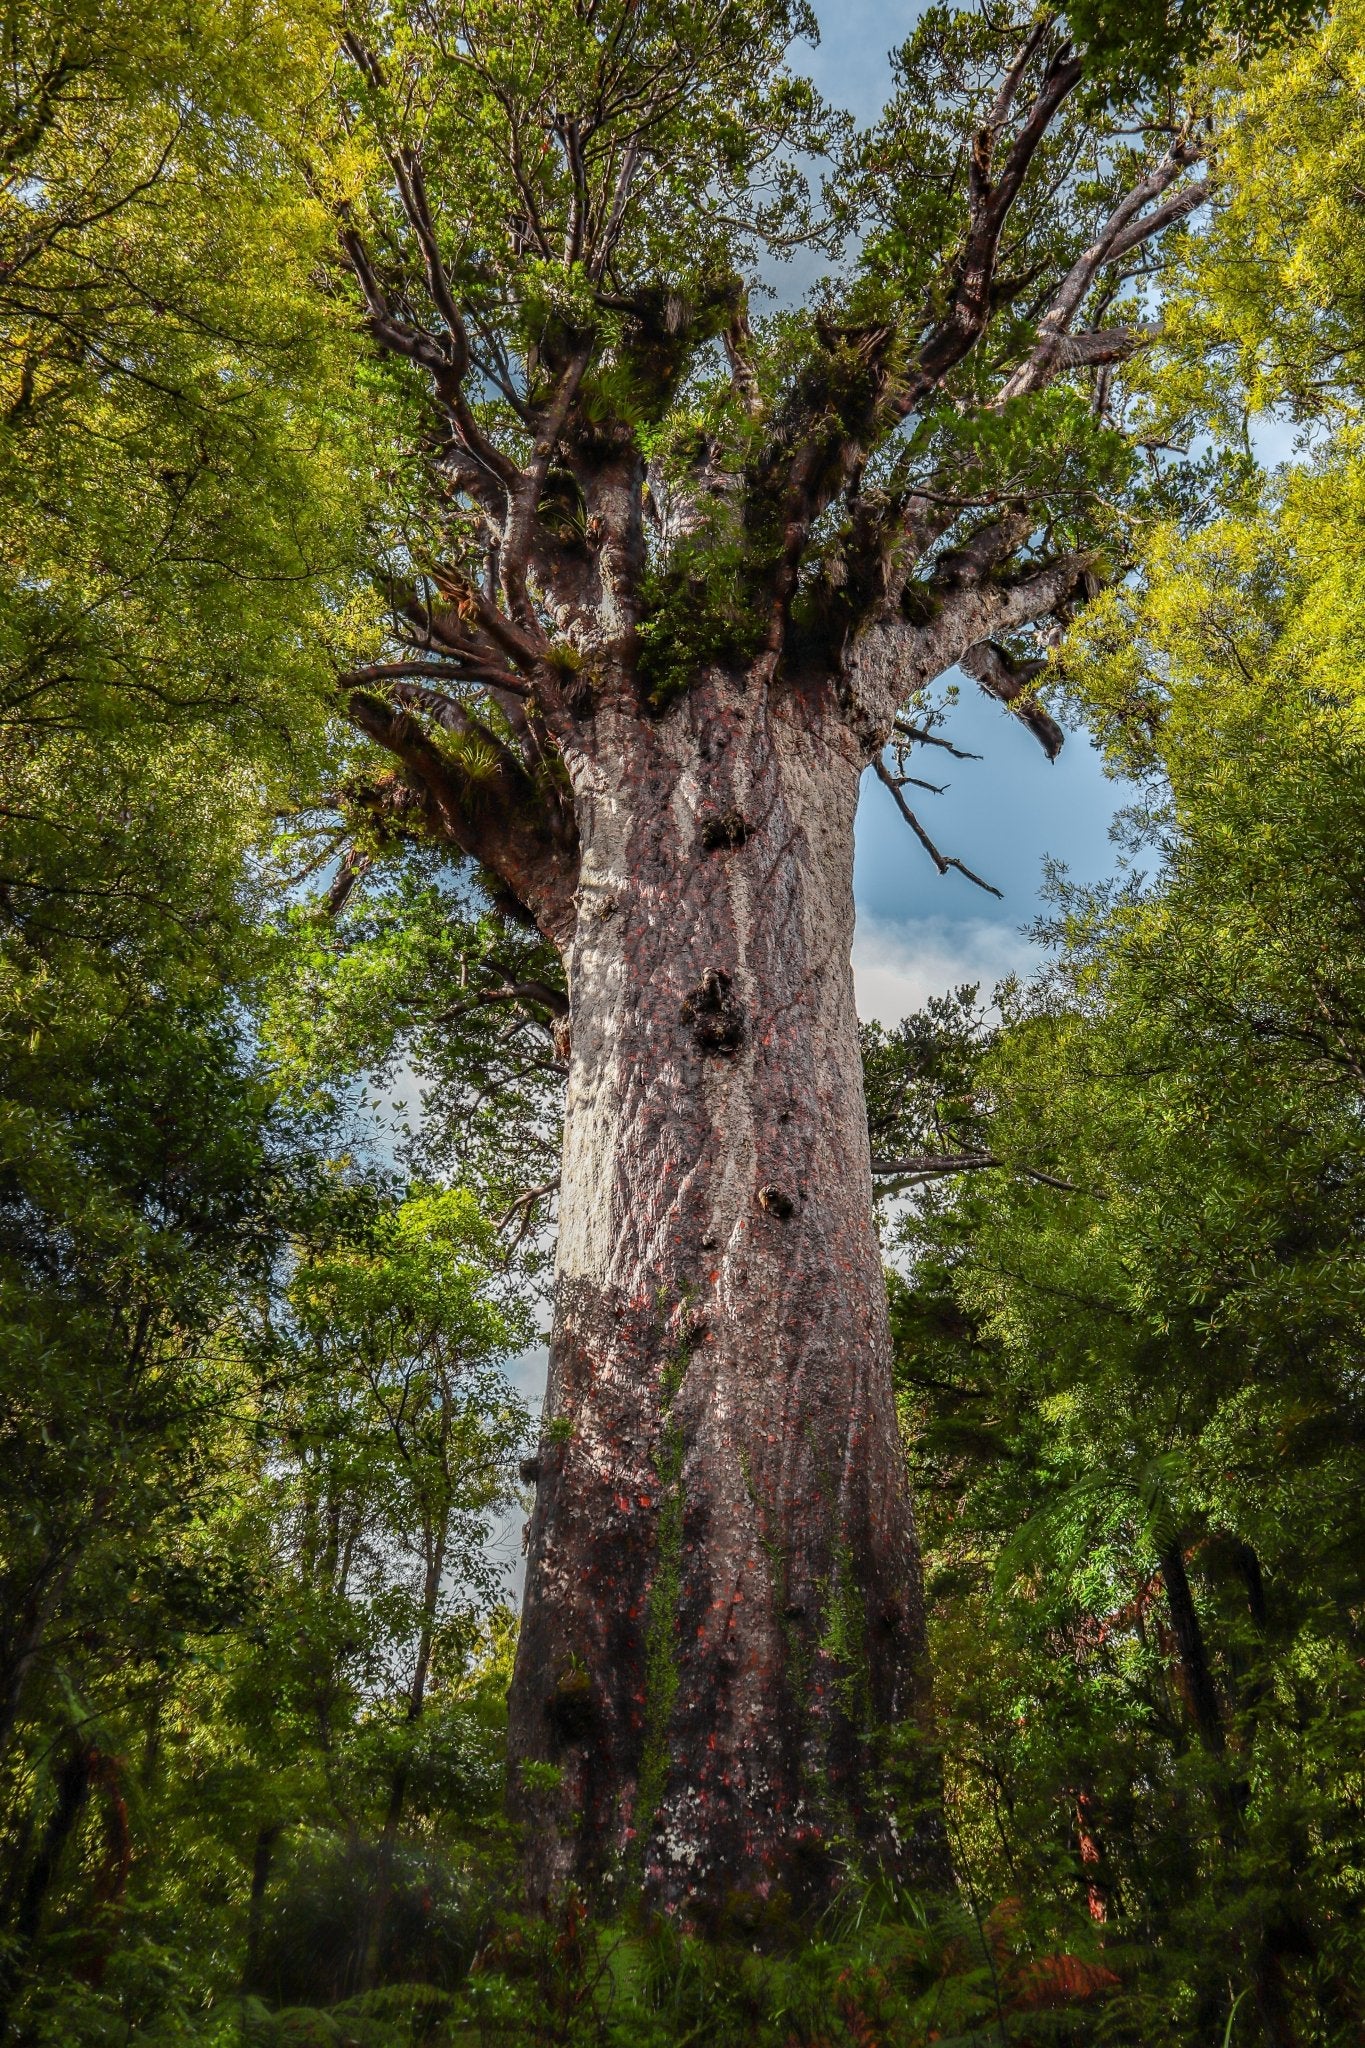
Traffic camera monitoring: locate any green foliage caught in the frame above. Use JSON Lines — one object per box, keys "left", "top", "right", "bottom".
{"left": 1127, "top": 0, "right": 1365, "bottom": 436}
{"left": 635, "top": 533, "right": 767, "bottom": 712}
{"left": 0, "top": 0, "right": 372, "bottom": 957}
{"left": 0, "top": 6, "right": 535, "bottom": 2037}
{"left": 1063, "top": 0, "right": 1322, "bottom": 91}
{"left": 863, "top": 985, "right": 997, "bottom": 1170}
{"left": 266, "top": 850, "right": 565, "bottom": 1240}
{"left": 867, "top": 222, "right": 1365, "bottom": 2048}
{"left": 329, "top": 0, "right": 838, "bottom": 364}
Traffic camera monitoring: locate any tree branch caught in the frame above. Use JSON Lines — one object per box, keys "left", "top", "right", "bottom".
{"left": 500, "top": 344, "right": 594, "bottom": 631}
{"left": 341, "top": 659, "right": 529, "bottom": 699}
{"left": 901, "top": 39, "right": 1086, "bottom": 409}
{"left": 959, "top": 639, "right": 1065, "bottom": 759}
{"left": 346, "top": 690, "right": 579, "bottom": 944}
{"left": 996, "top": 133, "right": 1207, "bottom": 402}
{"left": 894, "top": 718, "right": 982, "bottom": 760}
{"left": 848, "top": 543, "right": 1091, "bottom": 753}
{"left": 873, "top": 757, "right": 1001, "bottom": 896}
{"left": 436, "top": 975, "right": 569, "bottom": 1023}
{"left": 496, "top": 1178, "right": 560, "bottom": 1246}
{"left": 871, "top": 1151, "right": 1077, "bottom": 1191}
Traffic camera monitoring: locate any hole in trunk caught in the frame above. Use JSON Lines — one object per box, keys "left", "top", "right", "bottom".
{"left": 699, "top": 806, "right": 748, "bottom": 851}
{"left": 546, "top": 1664, "right": 594, "bottom": 1742}
{"left": 681, "top": 969, "right": 746, "bottom": 1054}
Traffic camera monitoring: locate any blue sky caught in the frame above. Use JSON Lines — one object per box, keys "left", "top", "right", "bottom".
{"left": 792, "top": 0, "right": 1129, "bottom": 1018}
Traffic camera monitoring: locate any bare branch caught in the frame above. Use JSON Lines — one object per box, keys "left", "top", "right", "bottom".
{"left": 590, "top": 134, "right": 640, "bottom": 279}
{"left": 886, "top": 764, "right": 949, "bottom": 796}
{"left": 894, "top": 718, "right": 982, "bottom": 760}
{"left": 997, "top": 132, "right": 1207, "bottom": 402}
{"left": 1105, "top": 177, "right": 1209, "bottom": 266}
{"left": 496, "top": 1178, "right": 560, "bottom": 1246}
{"left": 391, "top": 149, "right": 468, "bottom": 362}
{"left": 871, "top": 1151, "right": 1078, "bottom": 1191}
{"left": 872, "top": 1150, "right": 999, "bottom": 1181}
{"left": 873, "top": 756, "right": 1002, "bottom": 897}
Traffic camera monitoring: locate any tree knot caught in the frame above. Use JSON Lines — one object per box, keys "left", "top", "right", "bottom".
{"left": 681, "top": 969, "right": 746, "bottom": 1054}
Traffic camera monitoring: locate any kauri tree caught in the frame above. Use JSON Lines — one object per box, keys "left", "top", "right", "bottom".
{"left": 325, "top": 0, "right": 1211, "bottom": 1913}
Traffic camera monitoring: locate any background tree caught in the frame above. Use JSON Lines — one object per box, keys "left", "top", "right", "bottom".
{"left": 0, "top": 3, "right": 510, "bottom": 2032}
{"left": 883, "top": 467, "right": 1365, "bottom": 2041}
{"left": 255, "top": 1187, "right": 529, "bottom": 2000}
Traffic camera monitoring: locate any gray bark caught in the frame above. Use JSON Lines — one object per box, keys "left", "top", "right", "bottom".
{"left": 508, "top": 666, "right": 941, "bottom": 1918}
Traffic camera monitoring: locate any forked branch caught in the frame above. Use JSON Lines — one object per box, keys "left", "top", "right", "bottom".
{"left": 874, "top": 757, "right": 1002, "bottom": 897}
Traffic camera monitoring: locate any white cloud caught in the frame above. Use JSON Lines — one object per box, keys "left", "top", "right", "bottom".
{"left": 851, "top": 910, "right": 1036, "bottom": 1025}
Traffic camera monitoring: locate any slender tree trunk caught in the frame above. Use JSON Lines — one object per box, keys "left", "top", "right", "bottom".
{"left": 358, "top": 1512, "right": 447, "bottom": 1992}
{"left": 0, "top": 1546, "right": 82, "bottom": 1766}
{"left": 1159, "top": 1543, "right": 1305, "bottom": 2043}
{"left": 1158, "top": 1541, "right": 1226, "bottom": 1760}
{"left": 242, "top": 1822, "right": 282, "bottom": 1999}
{"left": 508, "top": 671, "right": 941, "bottom": 1918}
{"left": 0, "top": 1741, "right": 94, "bottom": 2035}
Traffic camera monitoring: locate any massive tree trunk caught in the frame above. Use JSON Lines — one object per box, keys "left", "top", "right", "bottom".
{"left": 507, "top": 667, "right": 937, "bottom": 1918}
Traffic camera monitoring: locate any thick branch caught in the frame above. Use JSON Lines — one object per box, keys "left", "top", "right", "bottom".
{"left": 437, "top": 976, "right": 569, "bottom": 1023}
{"left": 959, "top": 639, "right": 1064, "bottom": 759}
{"left": 347, "top": 691, "right": 578, "bottom": 945}
{"left": 901, "top": 41, "right": 1086, "bottom": 410}
{"left": 325, "top": 847, "right": 371, "bottom": 919}
{"left": 501, "top": 345, "right": 594, "bottom": 631}
{"left": 1057, "top": 325, "right": 1155, "bottom": 369}
{"left": 342, "top": 659, "right": 528, "bottom": 699}
{"left": 723, "top": 305, "right": 764, "bottom": 419}
{"left": 848, "top": 546, "right": 1093, "bottom": 747}
{"left": 997, "top": 137, "right": 1207, "bottom": 402}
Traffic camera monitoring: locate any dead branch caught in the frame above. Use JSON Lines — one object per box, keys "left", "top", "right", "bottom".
{"left": 871, "top": 1151, "right": 1078, "bottom": 1191}
{"left": 959, "top": 639, "right": 1065, "bottom": 759}
{"left": 873, "top": 756, "right": 1002, "bottom": 897}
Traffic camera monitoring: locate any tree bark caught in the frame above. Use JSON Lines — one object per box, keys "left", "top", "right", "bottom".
{"left": 507, "top": 668, "right": 941, "bottom": 1919}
